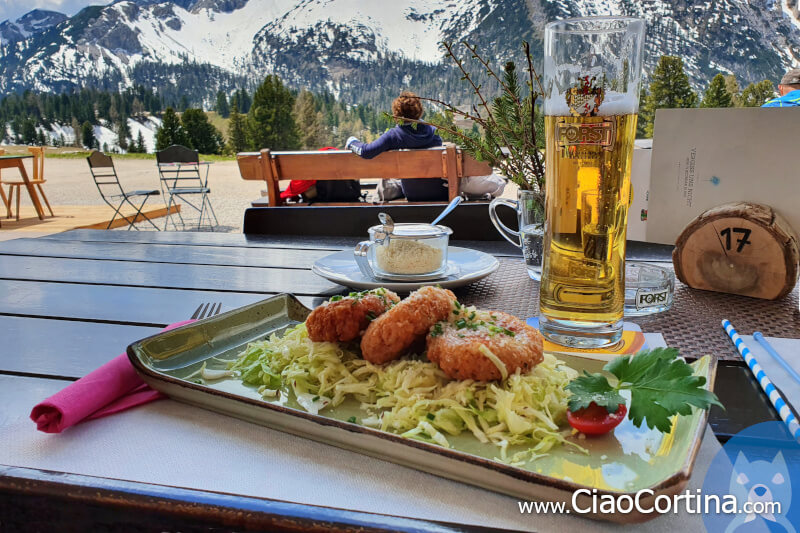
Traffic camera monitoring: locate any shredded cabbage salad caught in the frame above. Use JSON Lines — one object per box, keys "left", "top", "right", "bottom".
{"left": 229, "top": 323, "right": 585, "bottom": 463}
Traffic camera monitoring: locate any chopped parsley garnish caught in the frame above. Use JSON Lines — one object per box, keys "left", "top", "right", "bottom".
{"left": 453, "top": 300, "right": 462, "bottom": 310}
{"left": 426, "top": 413, "right": 436, "bottom": 421}
{"left": 469, "top": 311, "right": 476, "bottom": 320}
{"left": 347, "top": 416, "right": 357, "bottom": 423}
{"left": 430, "top": 322, "right": 444, "bottom": 337}
{"left": 487, "top": 324, "right": 515, "bottom": 336}
{"left": 330, "top": 295, "right": 343, "bottom": 302}
{"left": 455, "top": 318, "right": 467, "bottom": 329}
{"left": 312, "top": 395, "right": 320, "bottom": 402}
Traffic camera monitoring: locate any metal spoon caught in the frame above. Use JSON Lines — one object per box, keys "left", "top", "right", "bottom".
{"left": 378, "top": 212, "right": 394, "bottom": 235}
{"left": 431, "top": 196, "right": 463, "bottom": 226}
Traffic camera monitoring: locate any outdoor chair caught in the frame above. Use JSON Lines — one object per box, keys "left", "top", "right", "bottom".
{"left": 86, "top": 151, "right": 161, "bottom": 231}
{"left": 3, "top": 146, "right": 54, "bottom": 221}
{"left": 0, "top": 148, "right": 9, "bottom": 221}
{"left": 155, "top": 145, "right": 218, "bottom": 230}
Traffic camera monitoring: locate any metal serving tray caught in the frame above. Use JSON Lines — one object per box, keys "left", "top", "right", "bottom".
{"left": 128, "top": 294, "right": 716, "bottom": 523}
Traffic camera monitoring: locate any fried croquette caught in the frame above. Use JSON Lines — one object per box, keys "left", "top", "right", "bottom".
{"left": 360, "top": 286, "right": 456, "bottom": 364}
{"left": 306, "top": 289, "right": 400, "bottom": 343}
{"left": 426, "top": 310, "right": 543, "bottom": 381}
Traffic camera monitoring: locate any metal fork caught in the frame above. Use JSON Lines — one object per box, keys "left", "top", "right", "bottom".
{"left": 191, "top": 302, "right": 223, "bottom": 320}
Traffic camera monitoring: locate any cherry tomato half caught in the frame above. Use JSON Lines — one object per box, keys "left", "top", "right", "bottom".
{"left": 567, "top": 402, "right": 627, "bottom": 436}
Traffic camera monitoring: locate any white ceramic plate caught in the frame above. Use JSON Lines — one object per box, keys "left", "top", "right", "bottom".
{"left": 311, "top": 247, "right": 500, "bottom": 291}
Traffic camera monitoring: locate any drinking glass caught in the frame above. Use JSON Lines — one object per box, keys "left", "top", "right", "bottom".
{"left": 489, "top": 190, "right": 544, "bottom": 280}
{"left": 538, "top": 16, "right": 645, "bottom": 348}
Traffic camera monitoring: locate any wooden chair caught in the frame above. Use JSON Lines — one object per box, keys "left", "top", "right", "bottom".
{"left": 236, "top": 144, "right": 493, "bottom": 207}
{"left": 5, "top": 146, "right": 54, "bottom": 220}
{"left": 0, "top": 148, "right": 9, "bottom": 221}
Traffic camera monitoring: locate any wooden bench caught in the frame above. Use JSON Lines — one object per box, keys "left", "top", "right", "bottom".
{"left": 236, "top": 144, "right": 492, "bottom": 206}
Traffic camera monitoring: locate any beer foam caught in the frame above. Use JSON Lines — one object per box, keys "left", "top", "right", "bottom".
{"left": 545, "top": 91, "right": 638, "bottom": 116}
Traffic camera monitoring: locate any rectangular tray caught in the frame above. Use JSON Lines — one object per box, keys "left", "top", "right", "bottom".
{"left": 128, "top": 294, "right": 716, "bottom": 523}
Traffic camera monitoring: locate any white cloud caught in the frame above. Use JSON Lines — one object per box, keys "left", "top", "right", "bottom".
{"left": 1, "top": 0, "right": 106, "bottom": 22}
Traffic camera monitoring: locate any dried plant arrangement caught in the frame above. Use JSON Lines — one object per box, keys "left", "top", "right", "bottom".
{"left": 391, "top": 41, "right": 546, "bottom": 207}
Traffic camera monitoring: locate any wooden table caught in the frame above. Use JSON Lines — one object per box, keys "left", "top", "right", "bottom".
{"left": 0, "top": 229, "right": 784, "bottom": 531}
{"left": 0, "top": 155, "right": 45, "bottom": 220}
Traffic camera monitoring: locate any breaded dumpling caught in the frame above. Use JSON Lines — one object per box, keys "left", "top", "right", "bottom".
{"left": 361, "top": 286, "right": 456, "bottom": 364}
{"left": 426, "top": 310, "right": 543, "bottom": 381}
{"left": 306, "top": 288, "right": 400, "bottom": 343}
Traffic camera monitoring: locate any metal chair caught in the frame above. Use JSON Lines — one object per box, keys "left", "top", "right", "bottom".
{"left": 155, "top": 145, "right": 218, "bottom": 231}
{"left": 86, "top": 151, "right": 161, "bottom": 230}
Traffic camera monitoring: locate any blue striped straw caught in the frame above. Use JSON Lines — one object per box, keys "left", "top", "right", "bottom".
{"left": 722, "top": 319, "right": 800, "bottom": 442}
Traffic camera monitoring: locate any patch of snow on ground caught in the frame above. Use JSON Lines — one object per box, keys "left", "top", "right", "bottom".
{"left": 128, "top": 117, "right": 161, "bottom": 153}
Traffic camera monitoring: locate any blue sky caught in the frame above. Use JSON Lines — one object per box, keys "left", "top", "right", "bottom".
{"left": 1, "top": 0, "right": 102, "bottom": 22}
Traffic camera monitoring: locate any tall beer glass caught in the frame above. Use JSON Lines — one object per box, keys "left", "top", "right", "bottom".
{"left": 539, "top": 17, "right": 645, "bottom": 347}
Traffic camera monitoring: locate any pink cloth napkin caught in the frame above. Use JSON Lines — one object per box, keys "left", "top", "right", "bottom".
{"left": 30, "top": 320, "right": 195, "bottom": 433}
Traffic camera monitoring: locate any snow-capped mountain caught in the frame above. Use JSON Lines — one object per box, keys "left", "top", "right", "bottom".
{"left": 1, "top": 0, "right": 798, "bottom": 105}
{"left": 0, "top": 9, "right": 67, "bottom": 45}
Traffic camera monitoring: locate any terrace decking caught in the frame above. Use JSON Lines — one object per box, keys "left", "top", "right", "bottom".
{"left": 0, "top": 204, "right": 180, "bottom": 239}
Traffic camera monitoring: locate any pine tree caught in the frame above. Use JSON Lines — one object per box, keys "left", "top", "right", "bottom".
{"left": 155, "top": 107, "right": 188, "bottom": 150}
{"left": 247, "top": 75, "right": 299, "bottom": 150}
{"left": 22, "top": 119, "right": 37, "bottom": 144}
{"left": 293, "top": 90, "right": 326, "bottom": 149}
{"left": 117, "top": 115, "right": 131, "bottom": 150}
{"left": 740, "top": 80, "right": 777, "bottom": 107}
{"left": 724, "top": 75, "right": 741, "bottom": 107}
{"left": 215, "top": 91, "right": 230, "bottom": 118}
{"left": 227, "top": 103, "right": 248, "bottom": 153}
{"left": 636, "top": 85, "right": 653, "bottom": 138}
{"left": 71, "top": 117, "right": 81, "bottom": 147}
{"left": 700, "top": 74, "right": 732, "bottom": 108}
{"left": 81, "top": 121, "right": 95, "bottom": 149}
{"left": 642, "top": 56, "right": 698, "bottom": 137}
{"left": 135, "top": 131, "right": 147, "bottom": 153}
{"left": 36, "top": 129, "right": 47, "bottom": 146}
{"left": 181, "top": 108, "right": 223, "bottom": 154}
{"left": 235, "top": 89, "right": 252, "bottom": 114}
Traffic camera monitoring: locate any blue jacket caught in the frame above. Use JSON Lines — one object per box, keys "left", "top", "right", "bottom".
{"left": 348, "top": 124, "right": 442, "bottom": 159}
{"left": 762, "top": 89, "right": 800, "bottom": 107}
{"left": 348, "top": 124, "right": 448, "bottom": 201}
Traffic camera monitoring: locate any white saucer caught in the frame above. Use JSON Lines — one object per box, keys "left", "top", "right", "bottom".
{"left": 312, "top": 247, "right": 500, "bottom": 292}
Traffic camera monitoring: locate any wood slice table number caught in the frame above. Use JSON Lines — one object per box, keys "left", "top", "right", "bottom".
{"left": 673, "top": 202, "right": 800, "bottom": 300}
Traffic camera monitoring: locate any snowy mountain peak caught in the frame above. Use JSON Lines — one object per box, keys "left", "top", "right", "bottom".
{"left": 0, "top": 9, "right": 67, "bottom": 45}
{"left": 0, "top": 0, "right": 798, "bottom": 107}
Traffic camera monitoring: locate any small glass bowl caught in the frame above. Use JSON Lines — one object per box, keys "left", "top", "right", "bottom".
{"left": 624, "top": 262, "right": 675, "bottom": 317}
{"left": 354, "top": 223, "right": 452, "bottom": 280}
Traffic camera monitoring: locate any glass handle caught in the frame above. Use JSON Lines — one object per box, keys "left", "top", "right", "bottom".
{"left": 354, "top": 241, "right": 376, "bottom": 279}
{"left": 489, "top": 198, "right": 522, "bottom": 248}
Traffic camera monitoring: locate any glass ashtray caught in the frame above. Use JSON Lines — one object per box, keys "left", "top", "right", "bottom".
{"left": 624, "top": 262, "right": 675, "bottom": 317}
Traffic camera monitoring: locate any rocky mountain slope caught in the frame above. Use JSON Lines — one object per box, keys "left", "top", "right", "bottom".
{"left": 0, "top": 9, "right": 67, "bottom": 45}
{"left": 1, "top": 0, "right": 798, "bottom": 106}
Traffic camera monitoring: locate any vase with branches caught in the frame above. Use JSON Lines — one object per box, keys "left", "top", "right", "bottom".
{"left": 395, "top": 41, "right": 548, "bottom": 279}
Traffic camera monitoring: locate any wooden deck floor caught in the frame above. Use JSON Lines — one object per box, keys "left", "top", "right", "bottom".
{"left": 0, "top": 204, "right": 180, "bottom": 238}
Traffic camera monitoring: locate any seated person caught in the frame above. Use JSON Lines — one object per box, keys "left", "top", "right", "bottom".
{"left": 345, "top": 91, "right": 448, "bottom": 202}
{"left": 762, "top": 68, "right": 800, "bottom": 107}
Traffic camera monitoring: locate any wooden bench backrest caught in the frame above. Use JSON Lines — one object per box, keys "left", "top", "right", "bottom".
{"left": 237, "top": 145, "right": 492, "bottom": 206}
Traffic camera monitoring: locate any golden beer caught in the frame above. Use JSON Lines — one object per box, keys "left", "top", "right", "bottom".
{"left": 539, "top": 113, "right": 637, "bottom": 330}
{"left": 539, "top": 16, "right": 644, "bottom": 347}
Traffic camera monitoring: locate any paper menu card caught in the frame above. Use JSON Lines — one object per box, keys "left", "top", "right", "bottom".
{"left": 645, "top": 107, "right": 800, "bottom": 245}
